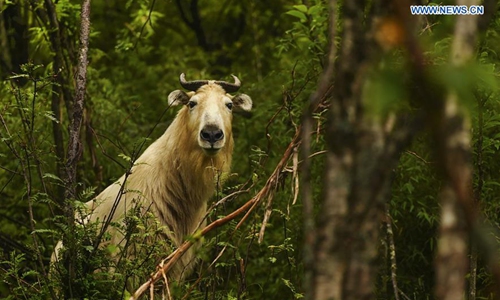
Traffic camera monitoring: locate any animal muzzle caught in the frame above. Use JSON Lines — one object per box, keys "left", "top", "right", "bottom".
{"left": 200, "top": 126, "right": 224, "bottom": 148}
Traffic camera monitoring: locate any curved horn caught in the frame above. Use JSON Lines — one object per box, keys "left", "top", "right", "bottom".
{"left": 179, "top": 73, "right": 209, "bottom": 91}
{"left": 215, "top": 75, "right": 241, "bottom": 93}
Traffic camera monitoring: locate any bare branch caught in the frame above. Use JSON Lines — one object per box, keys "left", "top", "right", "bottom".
{"left": 133, "top": 0, "right": 157, "bottom": 49}
{"left": 385, "top": 208, "right": 400, "bottom": 300}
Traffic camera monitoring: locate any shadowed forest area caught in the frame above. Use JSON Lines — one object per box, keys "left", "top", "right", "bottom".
{"left": 1, "top": 0, "right": 500, "bottom": 299}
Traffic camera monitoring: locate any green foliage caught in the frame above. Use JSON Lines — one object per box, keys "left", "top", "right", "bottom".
{"left": 280, "top": 1, "right": 328, "bottom": 64}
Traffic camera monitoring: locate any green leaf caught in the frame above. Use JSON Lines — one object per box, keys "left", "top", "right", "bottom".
{"left": 44, "top": 111, "right": 59, "bottom": 123}
{"left": 118, "top": 153, "right": 132, "bottom": 162}
{"left": 286, "top": 10, "right": 307, "bottom": 22}
{"left": 32, "top": 228, "right": 57, "bottom": 235}
{"left": 308, "top": 4, "right": 323, "bottom": 16}
{"left": 106, "top": 244, "right": 118, "bottom": 254}
{"left": 292, "top": 4, "right": 308, "bottom": 13}
{"left": 43, "top": 173, "right": 63, "bottom": 182}
{"left": 8, "top": 74, "right": 29, "bottom": 79}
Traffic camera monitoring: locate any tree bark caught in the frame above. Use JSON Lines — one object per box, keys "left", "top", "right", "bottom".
{"left": 435, "top": 185, "right": 468, "bottom": 300}
{"left": 312, "top": 1, "right": 417, "bottom": 299}
{"left": 385, "top": 207, "right": 400, "bottom": 300}
{"left": 435, "top": 1, "right": 480, "bottom": 299}
{"left": 62, "top": 0, "right": 91, "bottom": 297}
{"left": 64, "top": 0, "right": 91, "bottom": 210}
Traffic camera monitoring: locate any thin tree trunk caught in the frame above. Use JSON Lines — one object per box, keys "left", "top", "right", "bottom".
{"left": 62, "top": 0, "right": 91, "bottom": 297}
{"left": 314, "top": 3, "right": 369, "bottom": 298}
{"left": 385, "top": 207, "right": 400, "bottom": 300}
{"left": 43, "top": 0, "right": 68, "bottom": 204}
{"left": 301, "top": 0, "right": 337, "bottom": 299}
{"left": 436, "top": 185, "right": 468, "bottom": 300}
{"left": 64, "top": 0, "right": 91, "bottom": 215}
{"left": 435, "top": 1, "right": 480, "bottom": 299}
{"left": 469, "top": 242, "right": 478, "bottom": 300}
{"left": 469, "top": 94, "right": 485, "bottom": 300}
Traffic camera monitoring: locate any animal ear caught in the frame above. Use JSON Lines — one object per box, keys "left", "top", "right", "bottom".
{"left": 232, "top": 94, "right": 252, "bottom": 112}
{"left": 168, "top": 90, "right": 191, "bottom": 106}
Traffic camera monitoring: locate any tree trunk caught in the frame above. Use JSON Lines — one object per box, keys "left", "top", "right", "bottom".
{"left": 435, "top": 0, "right": 481, "bottom": 298}
{"left": 301, "top": 0, "right": 337, "bottom": 298}
{"left": 311, "top": 1, "right": 416, "bottom": 299}
{"left": 43, "top": 0, "right": 70, "bottom": 204}
{"left": 62, "top": 0, "right": 91, "bottom": 297}
{"left": 435, "top": 185, "right": 468, "bottom": 300}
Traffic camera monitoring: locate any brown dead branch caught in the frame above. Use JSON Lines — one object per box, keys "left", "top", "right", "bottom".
{"left": 404, "top": 150, "right": 433, "bottom": 165}
{"left": 129, "top": 190, "right": 258, "bottom": 300}
{"left": 254, "top": 128, "right": 301, "bottom": 243}
{"left": 159, "top": 260, "right": 172, "bottom": 300}
{"left": 291, "top": 146, "right": 299, "bottom": 209}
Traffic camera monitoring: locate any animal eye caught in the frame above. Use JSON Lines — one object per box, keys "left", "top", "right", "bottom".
{"left": 188, "top": 101, "right": 197, "bottom": 109}
{"left": 226, "top": 102, "right": 233, "bottom": 110}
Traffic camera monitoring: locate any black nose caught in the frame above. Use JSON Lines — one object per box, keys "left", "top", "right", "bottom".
{"left": 200, "top": 127, "right": 224, "bottom": 144}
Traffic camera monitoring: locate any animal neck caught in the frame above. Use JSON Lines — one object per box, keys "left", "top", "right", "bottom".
{"left": 143, "top": 114, "right": 233, "bottom": 242}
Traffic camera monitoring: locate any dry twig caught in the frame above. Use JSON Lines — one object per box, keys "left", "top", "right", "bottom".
{"left": 129, "top": 193, "right": 257, "bottom": 299}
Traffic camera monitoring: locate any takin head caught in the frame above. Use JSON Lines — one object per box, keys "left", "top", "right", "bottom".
{"left": 167, "top": 73, "right": 252, "bottom": 156}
